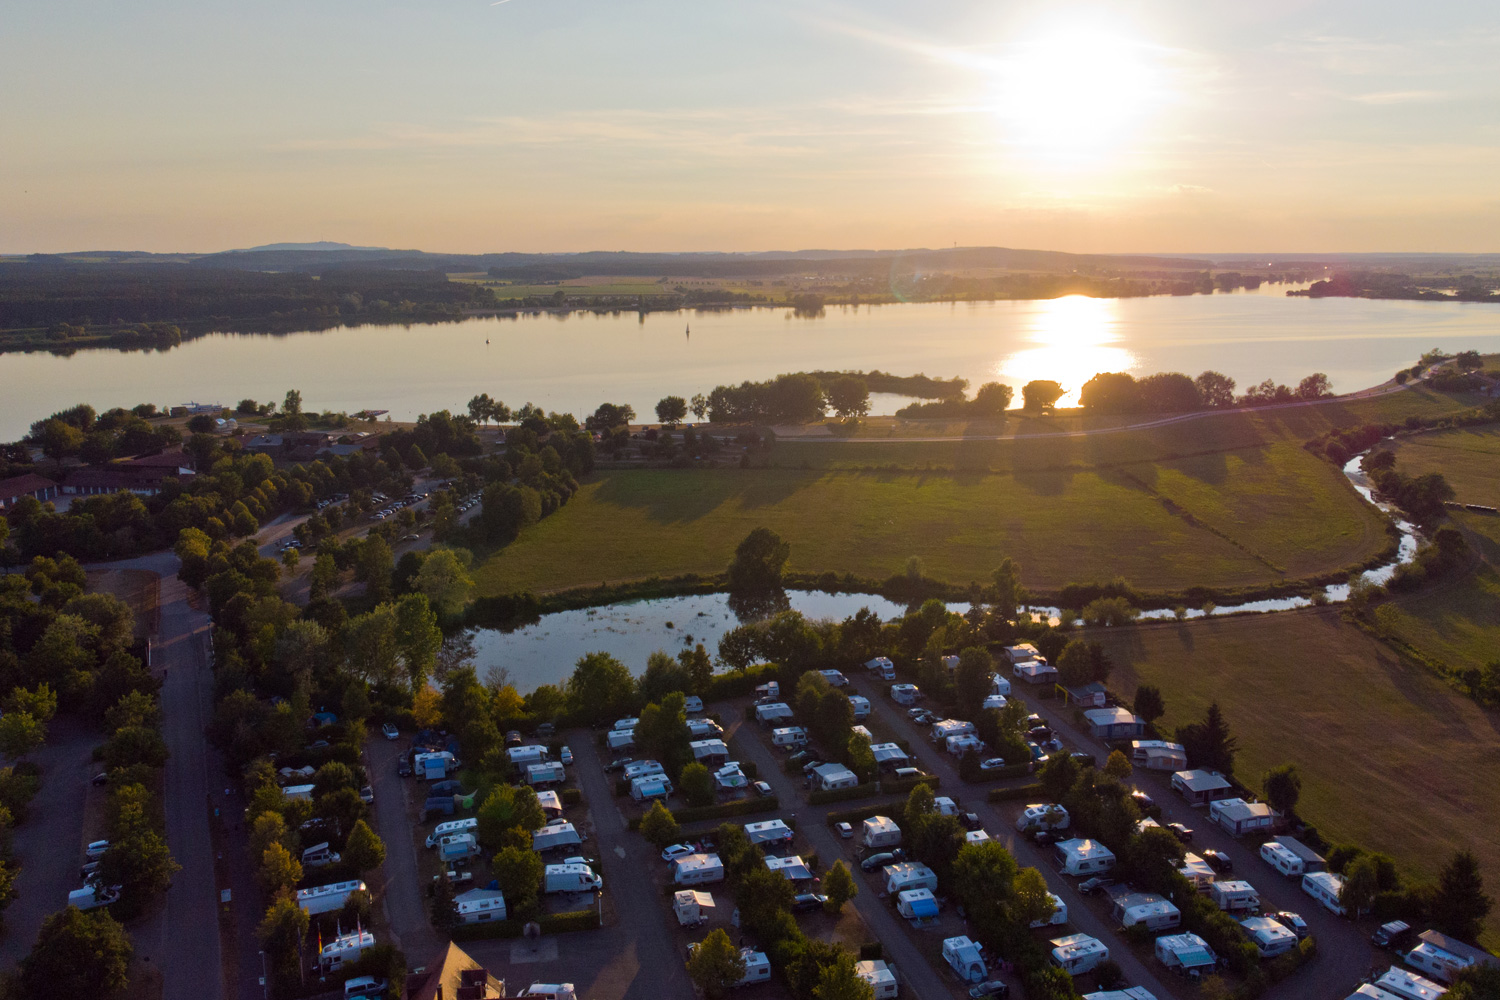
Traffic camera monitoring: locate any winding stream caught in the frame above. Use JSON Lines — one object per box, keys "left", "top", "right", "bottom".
{"left": 474, "top": 451, "right": 1421, "bottom": 693}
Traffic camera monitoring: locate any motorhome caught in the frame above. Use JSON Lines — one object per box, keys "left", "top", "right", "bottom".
{"left": 861, "top": 816, "right": 902, "bottom": 849}
{"left": 544, "top": 863, "right": 603, "bottom": 894}
{"left": 1051, "top": 934, "right": 1109, "bottom": 976}
{"left": 928, "top": 719, "right": 975, "bottom": 744}
{"left": 301, "top": 842, "right": 341, "bottom": 867}
{"left": 67, "top": 884, "right": 120, "bottom": 911}
{"left": 673, "top": 854, "right": 725, "bottom": 886}
{"left": 818, "top": 669, "right": 848, "bottom": 688}
{"left": 455, "top": 888, "right": 508, "bottom": 924}
{"left": 426, "top": 818, "right": 479, "bottom": 848}
{"left": 526, "top": 762, "right": 567, "bottom": 787}
{"left": 942, "top": 936, "right": 987, "bottom": 983}
{"left": 848, "top": 695, "right": 871, "bottom": 720}
{"left": 864, "top": 657, "right": 895, "bottom": 680}
{"left": 319, "top": 930, "right": 375, "bottom": 973}
{"left": 296, "top": 880, "right": 368, "bottom": 915}
{"left": 771, "top": 726, "right": 809, "bottom": 747}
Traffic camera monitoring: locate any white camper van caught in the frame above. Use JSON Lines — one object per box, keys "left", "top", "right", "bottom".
{"left": 1260, "top": 841, "right": 1305, "bottom": 877}
{"left": 1209, "top": 880, "right": 1260, "bottom": 914}
{"left": 426, "top": 817, "right": 479, "bottom": 848}
{"left": 1016, "top": 804, "right": 1070, "bottom": 834}
{"left": 673, "top": 854, "right": 726, "bottom": 886}
{"left": 296, "top": 880, "right": 368, "bottom": 916}
{"left": 301, "top": 842, "right": 341, "bottom": 867}
{"left": 319, "top": 930, "right": 375, "bottom": 972}
{"left": 864, "top": 657, "right": 895, "bottom": 680}
{"left": 1302, "top": 871, "right": 1347, "bottom": 915}
{"left": 771, "top": 726, "right": 809, "bottom": 748}
{"left": 544, "top": 863, "right": 603, "bottom": 894}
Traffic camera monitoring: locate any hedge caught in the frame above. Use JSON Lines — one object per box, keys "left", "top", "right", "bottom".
{"left": 825, "top": 800, "right": 907, "bottom": 827}
{"left": 561, "top": 787, "right": 583, "bottom": 806}
{"left": 627, "top": 796, "right": 780, "bottom": 830}
{"left": 961, "top": 763, "right": 1032, "bottom": 784}
{"left": 450, "top": 908, "right": 600, "bottom": 940}
{"left": 988, "top": 782, "right": 1047, "bottom": 802}
{"left": 807, "top": 782, "right": 880, "bottom": 806}
{"left": 878, "top": 774, "right": 939, "bottom": 796}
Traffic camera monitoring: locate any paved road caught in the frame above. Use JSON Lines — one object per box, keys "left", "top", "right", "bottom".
{"left": 100, "top": 552, "right": 225, "bottom": 1000}
{"left": 0, "top": 716, "right": 100, "bottom": 966}
{"left": 722, "top": 712, "right": 960, "bottom": 998}
{"left": 364, "top": 735, "right": 440, "bottom": 965}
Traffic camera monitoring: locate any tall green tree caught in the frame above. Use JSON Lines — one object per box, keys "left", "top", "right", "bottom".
{"left": 491, "top": 846, "right": 544, "bottom": 915}
{"left": 1262, "top": 763, "right": 1302, "bottom": 816}
{"left": 476, "top": 785, "right": 546, "bottom": 849}
{"left": 414, "top": 547, "right": 474, "bottom": 616}
{"left": 826, "top": 377, "right": 871, "bottom": 420}
{"left": 1133, "top": 684, "right": 1165, "bottom": 726}
{"left": 726, "top": 527, "right": 790, "bottom": 592}
{"left": 812, "top": 953, "right": 876, "bottom": 1000}
{"left": 21, "top": 906, "right": 132, "bottom": 996}
{"left": 343, "top": 820, "right": 387, "bottom": 873}
{"left": 679, "top": 762, "right": 714, "bottom": 808}
{"left": 655, "top": 396, "right": 688, "bottom": 427}
{"left": 394, "top": 593, "right": 443, "bottom": 690}
{"left": 1012, "top": 866, "right": 1058, "bottom": 927}
{"left": 566, "top": 652, "right": 637, "bottom": 728}
{"left": 953, "top": 646, "right": 994, "bottom": 714}
{"left": 686, "top": 928, "right": 746, "bottom": 999}
{"left": 1431, "top": 850, "right": 1493, "bottom": 942}
{"left": 823, "top": 860, "right": 857, "bottom": 913}
{"left": 639, "top": 800, "right": 680, "bottom": 849}
{"left": 1340, "top": 855, "right": 1381, "bottom": 917}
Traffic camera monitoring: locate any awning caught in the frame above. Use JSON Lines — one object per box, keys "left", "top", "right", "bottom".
{"left": 1178, "top": 947, "right": 1215, "bottom": 968}
{"left": 908, "top": 898, "right": 939, "bottom": 918}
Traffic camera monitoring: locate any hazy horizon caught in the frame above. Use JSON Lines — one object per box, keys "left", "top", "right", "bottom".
{"left": 6, "top": 1, "right": 1500, "bottom": 255}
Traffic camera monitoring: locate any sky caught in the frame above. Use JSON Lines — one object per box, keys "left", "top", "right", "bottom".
{"left": 3, "top": 0, "right": 1498, "bottom": 255}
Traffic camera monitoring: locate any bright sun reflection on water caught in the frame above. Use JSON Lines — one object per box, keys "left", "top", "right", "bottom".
{"left": 998, "top": 296, "right": 1137, "bottom": 406}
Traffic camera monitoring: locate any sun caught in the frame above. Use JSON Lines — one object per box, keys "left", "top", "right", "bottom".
{"left": 990, "top": 28, "right": 1163, "bottom": 162}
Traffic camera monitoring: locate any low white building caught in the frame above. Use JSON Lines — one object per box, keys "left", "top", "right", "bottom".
{"left": 1054, "top": 838, "right": 1116, "bottom": 876}
{"left": 1171, "top": 769, "right": 1234, "bottom": 805}
{"left": 1210, "top": 798, "right": 1274, "bottom": 837}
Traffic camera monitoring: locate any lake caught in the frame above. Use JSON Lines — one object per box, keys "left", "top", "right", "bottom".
{"left": 3, "top": 287, "right": 1498, "bottom": 440}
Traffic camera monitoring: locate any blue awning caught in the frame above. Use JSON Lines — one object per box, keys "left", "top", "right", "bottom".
{"left": 1179, "top": 947, "right": 1214, "bottom": 967}
{"left": 908, "top": 899, "right": 939, "bottom": 918}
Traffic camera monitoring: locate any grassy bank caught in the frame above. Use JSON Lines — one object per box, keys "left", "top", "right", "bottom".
{"left": 1088, "top": 610, "right": 1500, "bottom": 946}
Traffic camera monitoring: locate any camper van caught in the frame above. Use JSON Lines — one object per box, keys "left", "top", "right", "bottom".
{"left": 890, "top": 684, "right": 920, "bottom": 706}
{"left": 544, "top": 863, "right": 603, "bottom": 894}
{"left": 527, "top": 762, "right": 567, "bottom": 787}
{"left": 1240, "top": 916, "right": 1297, "bottom": 958}
{"left": 1302, "top": 871, "right": 1347, "bottom": 915}
{"left": 864, "top": 657, "right": 895, "bottom": 680}
{"left": 734, "top": 950, "right": 772, "bottom": 986}
{"left": 1051, "top": 934, "right": 1109, "bottom": 976}
{"left": 1210, "top": 880, "right": 1260, "bottom": 914}
{"left": 861, "top": 816, "right": 902, "bottom": 849}
{"left": 296, "top": 880, "right": 368, "bottom": 916}
{"left": 849, "top": 695, "right": 871, "bottom": 720}
{"left": 426, "top": 818, "right": 479, "bottom": 849}
{"left": 754, "top": 681, "right": 780, "bottom": 700}
{"left": 67, "top": 883, "right": 120, "bottom": 911}
{"left": 319, "top": 930, "right": 375, "bottom": 972}
{"left": 942, "top": 936, "right": 987, "bottom": 983}
{"left": 1030, "top": 892, "right": 1069, "bottom": 929}
{"left": 771, "top": 727, "right": 809, "bottom": 748}
{"left": 301, "top": 842, "right": 341, "bottom": 868}
{"left": 683, "top": 696, "right": 704, "bottom": 714}
{"left": 818, "top": 669, "right": 848, "bottom": 688}
{"left": 1260, "top": 841, "right": 1305, "bottom": 878}
{"left": 673, "top": 854, "right": 726, "bottom": 886}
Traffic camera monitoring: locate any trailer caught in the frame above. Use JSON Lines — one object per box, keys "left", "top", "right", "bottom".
{"left": 1051, "top": 934, "right": 1109, "bottom": 976}
{"left": 319, "top": 930, "right": 375, "bottom": 972}
{"left": 296, "top": 879, "right": 368, "bottom": 915}
{"left": 755, "top": 702, "right": 795, "bottom": 724}
{"left": 606, "top": 729, "right": 636, "bottom": 751}
{"left": 896, "top": 887, "right": 939, "bottom": 921}
{"left": 673, "top": 889, "right": 715, "bottom": 926}
{"left": 941, "top": 936, "right": 987, "bottom": 983}
{"left": 861, "top": 815, "right": 902, "bottom": 849}
{"left": 673, "top": 854, "right": 725, "bottom": 886}
{"left": 854, "top": 959, "right": 899, "bottom": 999}
{"left": 455, "top": 888, "right": 507, "bottom": 924}
{"left": 532, "top": 821, "right": 584, "bottom": 852}
{"left": 526, "top": 762, "right": 567, "bottom": 787}
{"left": 1302, "top": 871, "right": 1347, "bottom": 915}
{"left": 1210, "top": 880, "right": 1260, "bottom": 914}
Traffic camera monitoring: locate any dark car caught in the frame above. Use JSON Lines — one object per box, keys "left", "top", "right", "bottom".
{"left": 1201, "top": 848, "right": 1233, "bottom": 873}
{"left": 1023, "top": 714, "right": 1046, "bottom": 730}
{"left": 1078, "top": 876, "right": 1116, "bottom": 895}
{"left": 753, "top": 781, "right": 773, "bottom": 797}
{"left": 504, "top": 730, "right": 523, "bottom": 748}
{"left": 787, "top": 750, "right": 812, "bottom": 764}
{"left": 1130, "top": 790, "right": 1157, "bottom": 812}
{"left": 1032, "top": 829, "right": 1060, "bottom": 847}
{"left": 91, "top": 772, "right": 109, "bottom": 786}
{"left": 1167, "top": 822, "right": 1194, "bottom": 843}
{"left": 429, "top": 779, "right": 463, "bottom": 795}
{"left": 790, "top": 893, "right": 828, "bottom": 913}
{"left": 603, "top": 757, "right": 634, "bottom": 773}
{"left": 1275, "top": 911, "right": 1310, "bottom": 940}
{"left": 959, "top": 811, "right": 983, "bottom": 831}
{"left": 397, "top": 759, "right": 412, "bottom": 778}
{"left": 969, "top": 981, "right": 1010, "bottom": 999}
{"left": 1371, "top": 920, "right": 1413, "bottom": 950}
{"left": 1069, "top": 752, "right": 1096, "bottom": 768}
{"left": 860, "top": 850, "right": 905, "bottom": 872}
{"left": 1026, "top": 726, "right": 1053, "bottom": 743}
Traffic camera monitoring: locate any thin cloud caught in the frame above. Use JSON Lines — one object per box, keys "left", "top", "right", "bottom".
{"left": 1349, "top": 90, "right": 1450, "bottom": 105}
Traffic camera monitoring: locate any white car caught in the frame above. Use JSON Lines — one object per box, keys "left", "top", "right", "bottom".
{"left": 661, "top": 843, "right": 696, "bottom": 862}
{"left": 560, "top": 746, "right": 574, "bottom": 765}
{"left": 86, "top": 840, "right": 110, "bottom": 859}
{"left": 836, "top": 822, "right": 854, "bottom": 839}
{"left": 382, "top": 723, "right": 399, "bottom": 740}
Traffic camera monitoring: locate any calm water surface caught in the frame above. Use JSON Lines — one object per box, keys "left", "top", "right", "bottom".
{"left": 4, "top": 287, "right": 1498, "bottom": 439}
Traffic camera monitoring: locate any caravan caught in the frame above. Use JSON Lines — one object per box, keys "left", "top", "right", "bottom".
{"left": 1302, "top": 871, "right": 1347, "bottom": 915}
{"left": 890, "top": 684, "right": 920, "bottom": 706}
{"left": 755, "top": 702, "right": 795, "bottom": 724}
{"left": 630, "top": 775, "right": 673, "bottom": 802}
{"left": 296, "top": 880, "right": 368, "bottom": 916}
{"left": 455, "top": 889, "right": 508, "bottom": 924}
{"left": 884, "top": 862, "right": 938, "bottom": 895}
{"left": 1016, "top": 804, "right": 1070, "bottom": 834}
{"left": 941, "top": 936, "right": 987, "bottom": 983}
{"left": 1209, "top": 880, "right": 1260, "bottom": 914}
{"left": 1054, "top": 839, "right": 1116, "bottom": 876}
{"left": 606, "top": 729, "right": 637, "bottom": 751}
{"left": 1260, "top": 841, "right": 1305, "bottom": 877}
{"left": 861, "top": 816, "right": 902, "bottom": 849}
{"left": 532, "top": 820, "right": 584, "bottom": 852}
{"left": 864, "top": 657, "right": 895, "bottom": 680}
{"left": 426, "top": 818, "right": 479, "bottom": 849}
{"left": 1239, "top": 916, "right": 1297, "bottom": 958}
{"left": 1051, "top": 934, "right": 1109, "bottom": 976}
{"left": 1404, "top": 929, "right": 1498, "bottom": 984}
{"left": 1155, "top": 933, "right": 1217, "bottom": 972}
{"left": 896, "top": 887, "right": 939, "bottom": 921}
{"left": 771, "top": 726, "right": 809, "bottom": 748}
{"left": 854, "top": 960, "right": 899, "bottom": 1000}
{"left": 674, "top": 854, "right": 726, "bottom": 886}
{"left": 1373, "top": 966, "right": 1448, "bottom": 1000}
{"left": 1113, "top": 892, "right": 1180, "bottom": 931}
{"left": 1030, "top": 892, "right": 1069, "bottom": 929}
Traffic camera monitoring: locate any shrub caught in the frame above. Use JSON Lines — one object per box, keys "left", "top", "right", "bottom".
{"left": 807, "top": 782, "right": 879, "bottom": 806}
{"left": 988, "top": 782, "right": 1046, "bottom": 802}
{"left": 880, "top": 773, "right": 938, "bottom": 796}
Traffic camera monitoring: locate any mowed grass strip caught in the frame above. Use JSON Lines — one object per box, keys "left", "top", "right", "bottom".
{"left": 474, "top": 468, "right": 1284, "bottom": 597}
{"left": 1089, "top": 611, "right": 1500, "bottom": 944}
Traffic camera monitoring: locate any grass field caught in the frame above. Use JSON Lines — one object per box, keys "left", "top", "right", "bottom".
{"left": 473, "top": 452, "right": 1386, "bottom": 597}
{"left": 1088, "top": 610, "right": 1500, "bottom": 945}
{"left": 1386, "top": 424, "right": 1500, "bottom": 503}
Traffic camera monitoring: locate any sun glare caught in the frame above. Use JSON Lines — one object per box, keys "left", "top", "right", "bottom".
{"left": 998, "top": 295, "right": 1136, "bottom": 406}
{"left": 991, "top": 28, "right": 1163, "bottom": 162}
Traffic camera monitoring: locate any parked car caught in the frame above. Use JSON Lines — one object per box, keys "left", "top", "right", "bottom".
{"left": 661, "top": 843, "right": 696, "bottom": 862}
{"left": 1023, "top": 714, "right": 1046, "bottom": 730}
{"left": 969, "top": 981, "right": 1010, "bottom": 999}
{"left": 790, "top": 893, "right": 828, "bottom": 913}
{"left": 304, "top": 740, "right": 330, "bottom": 751}
{"left": 753, "top": 781, "right": 773, "bottom": 797}
{"left": 836, "top": 822, "right": 854, "bottom": 839}
{"left": 959, "top": 811, "right": 983, "bottom": 831}
{"left": 1201, "top": 849, "right": 1233, "bottom": 873}
{"left": 1032, "top": 829, "right": 1061, "bottom": 847}
{"left": 504, "top": 730, "right": 523, "bottom": 748}
{"left": 1078, "top": 876, "right": 1116, "bottom": 895}
{"left": 359, "top": 786, "right": 374, "bottom": 805}
{"left": 86, "top": 840, "right": 110, "bottom": 859}
{"left": 382, "top": 723, "right": 399, "bottom": 740}
{"left": 860, "top": 850, "right": 906, "bottom": 872}
{"left": 1026, "top": 726, "right": 1052, "bottom": 743}
{"left": 978, "top": 757, "right": 1011, "bottom": 772}
{"left": 1167, "top": 823, "right": 1194, "bottom": 842}
{"left": 91, "top": 772, "right": 109, "bottom": 786}
{"left": 1069, "top": 751, "right": 1096, "bottom": 767}
{"left": 1372, "top": 920, "right": 1413, "bottom": 950}
{"left": 905, "top": 707, "right": 928, "bottom": 720}
{"left": 560, "top": 746, "right": 574, "bottom": 765}
{"left": 1275, "top": 911, "right": 1309, "bottom": 940}
{"left": 1130, "top": 790, "right": 1157, "bottom": 812}
{"left": 787, "top": 750, "right": 812, "bottom": 765}
{"left": 397, "top": 759, "right": 412, "bottom": 778}
{"left": 603, "top": 757, "right": 634, "bottom": 773}
{"left": 80, "top": 861, "right": 100, "bottom": 881}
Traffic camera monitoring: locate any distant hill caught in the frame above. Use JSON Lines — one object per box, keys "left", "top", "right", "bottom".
{"left": 235, "top": 241, "right": 392, "bottom": 253}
